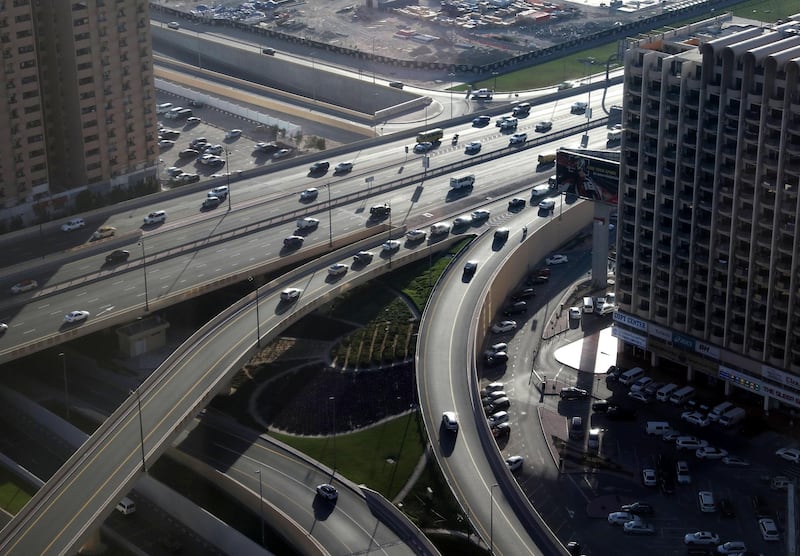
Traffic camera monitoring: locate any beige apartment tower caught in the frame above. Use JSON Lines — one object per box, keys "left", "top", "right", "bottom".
{"left": 613, "top": 15, "right": 800, "bottom": 415}
{"left": 0, "top": 0, "right": 158, "bottom": 223}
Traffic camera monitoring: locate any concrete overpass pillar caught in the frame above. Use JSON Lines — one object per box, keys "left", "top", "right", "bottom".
{"left": 78, "top": 529, "right": 106, "bottom": 555}
{"left": 650, "top": 352, "right": 659, "bottom": 368}
{"left": 686, "top": 363, "right": 694, "bottom": 382}
{"left": 591, "top": 202, "right": 614, "bottom": 289}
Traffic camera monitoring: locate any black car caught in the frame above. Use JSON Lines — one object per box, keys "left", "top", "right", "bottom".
{"left": 485, "top": 352, "right": 508, "bottom": 366}
{"left": 388, "top": 81, "right": 404, "bottom": 89}
{"left": 472, "top": 115, "right": 491, "bottom": 127}
{"left": 508, "top": 197, "right": 526, "bottom": 210}
{"left": 511, "top": 288, "right": 536, "bottom": 301}
{"left": 592, "top": 399, "right": 610, "bottom": 412}
{"left": 719, "top": 497, "right": 735, "bottom": 517}
{"left": 503, "top": 301, "right": 527, "bottom": 315}
{"left": 369, "top": 203, "right": 391, "bottom": 218}
{"left": 526, "top": 275, "right": 549, "bottom": 285}
{"left": 560, "top": 387, "right": 589, "bottom": 400}
{"left": 308, "top": 161, "right": 330, "bottom": 174}
{"left": 352, "top": 251, "right": 374, "bottom": 265}
{"left": 105, "top": 250, "right": 130, "bottom": 264}
{"left": 606, "top": 406, "right": 637, "bottom": 421}
{"left": 202, "top": 196, "right": 221, "bottom": 209}
{"left": 620, "top": 502, "right": 654, "bottom": 516}
{"left": 283, "top": 235, "right": 304, "bottom": 249}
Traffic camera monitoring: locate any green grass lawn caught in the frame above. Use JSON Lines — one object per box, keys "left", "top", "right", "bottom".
{"left": 0, "top": 470, "right": 34, "bottom": 514}
{"left": 271, "top": 411, "right": 424, "bottom": 501}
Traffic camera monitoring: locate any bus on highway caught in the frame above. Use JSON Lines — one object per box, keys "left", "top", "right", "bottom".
{"left": 416, "top": 128, "right": 444, "bottom": 143}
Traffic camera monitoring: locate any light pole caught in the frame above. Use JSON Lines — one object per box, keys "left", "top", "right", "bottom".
{"left": 490, "top": 483, "right": 499, "bottom": 555}
{"left": 580, "top": 57, "right": 596, "bottom": 147}
{"left": 249, "top": 276, "right": 261, "bottom": 347}
{"left": 255, "top": 469, "right": 265, "bottom": 546}
{"left": 329, "top": 396, "right": 337, "bottom": 474}
{"left": 225, "top": 149, "right": 232, "bottom": 211}
{"left": 132, "top": 387, "right": 146, "bottom": 472}
{"left": 138, "top": 237, "right": 150, "bottom": 312}
{"left": 310, "top": 53, "right": 317, "bottom": 106}
{"left": 327, "top": 182, "right": 333, "bottom": 247}
{"left": 448, "top": 72, "right": 455, "bottom": 119}
{"left": 59, "top": 352, "right": 70, "bottom": 420}
{"left": 492, "top": 71, "right": 499, "bottom": 93}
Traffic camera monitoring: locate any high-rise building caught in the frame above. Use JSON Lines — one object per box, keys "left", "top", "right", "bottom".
{"left": 614, "top": 15, "right": 800, "bottom": 413}
{"left": 0, "top": 0, "right": 158, "bottom": 222}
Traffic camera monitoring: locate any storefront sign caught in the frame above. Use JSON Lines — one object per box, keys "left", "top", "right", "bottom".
{"left": 612, "top": 326, "right": 647, "bottom": 349}
{"left": 613, "top": 311, "right": 647, "bottom": 332}
{"left": 672, "top": 332, "right": 695, "bottom": 352}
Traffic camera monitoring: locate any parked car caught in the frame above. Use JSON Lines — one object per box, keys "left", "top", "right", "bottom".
{"left": 546, "top": 254, "right": 568, "bottom": 265}
{"left": 642, "top": 468, "right": 657, "bottom": 486}
{"left": 775, "top": 447, "right": 800, "bottom": 463}
{"left": 628, "top": 391, "right": 652, "bottom": 403}
{"left": 620, "top": 502, "right": 654, "bottom": 516}
{"left": 511, "top": 288, "right": 536, "bottom": 301}
{"left": 695, "top": 446, "right": 728, "bottom": 459}
{"left": 606, "top": 406, "right": 637, "bottom": 421}
{"left": 716, "top": 541, "right": 746, "bottom": 554}
{"left": 721, "top": 455, "right": 750, "bottom": 466}
{"left": 225, "top": 129, "right": 242, "bottom": 139}
{"left": 491, "top": 321, "right": 517, "bottom": 334}
{"left": 607, "top": 511, "right": 638, "bottom": 525}
{"left": 759, "top": 518, "right": 779, "bottom": 541}
{"left": 676, "top": 436, "right": 709, "bottom": 450}
{"left": 681, "top": 411, "right": 711, "bottom": 427}
{"left": 505, "top": 455, "right": 523, "bottom": 471}
{"left": 683, "top": 532, "right": 720, "bottom": 546}
{"left": 559, "top": 387, "right": 589, "bottom": 400}
{"left": 718, "top": 497, "right": 735, "bottom": 517}
{"left": 623, "top": 521, "right": 655, "bottom": 535}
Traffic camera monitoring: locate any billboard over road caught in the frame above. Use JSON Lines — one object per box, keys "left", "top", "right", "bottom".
{"left": 555, "top": 149, "right": 620, "bottom": 207}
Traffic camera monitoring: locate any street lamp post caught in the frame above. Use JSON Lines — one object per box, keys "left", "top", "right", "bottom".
{"left": 448, "top": 72, "right": 456, "bottom": 119}
{"left": 59, "top": 352, "right": 70, "bottom": 420}
{"left": 490, "top": 483, "right": 499, "bottom": 555}
{"left": 580, "top": 57, "right": 596, "bottom": 147}
{"left": 225, "top": 149, "right": 232, "bottom": 211}
{"left": 138, "top": 237, "right": 150, "bottom": 312}
{"left": 329, "top": 396, "right": 337, "bottom": 474}
{"left": 255, "top": 469, "right": 265, "bottom": 546}
{"left": 132, "top": 387, "right": 146, "bottom": 472}
{"left": 327, "top": 183, "right": 333, "bottom": 247}
{"left": 249, "top": 276, "right": 261, "bottom": 347}
{"left": 492, "top": 71, "right": 499, "bottom": 94}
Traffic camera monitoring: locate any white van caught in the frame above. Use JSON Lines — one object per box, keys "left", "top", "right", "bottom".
{"left": 618, "top": 367, "right": 645, "bottom": 385}
{"left": 583, "top": 297, "right": 594, "bottom": 314}
{"left": 449, "top": 174, "right": 475, "bottom": 189}
{"left": 156, "top": 102, "right": 173, "bottom": 114}
{"left": 646, "top": 421, "right": 670, "bottom": 436}
{"left": 115, "top": 497, "right": 136, "bottom": 515}
{"left": 669, "top": 385, "right": 695, "bottom": 405}
{"left": 719, "top": 406, "right": 746, "bottom": 426}
{"left": 656, "top": 383, "right": 678, "bottom": 402}
{"left": 708, "top": 401, "right": 735, "bottom": 422}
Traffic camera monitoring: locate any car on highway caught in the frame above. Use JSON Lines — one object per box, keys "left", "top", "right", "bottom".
{"left": 721, "top": 455, "right": 750, "bottom": 466}
{"left": 370, "top": 203, "right": 391, "bottom": 218}
{"left": 209, "top": 185, "right": 229, "bottom": 199}
{"left": 775, "top": 447, "right": 800, "bottom": 462}
{"left": 559, "top": 387, "right": 589, "bottom": 400}
{"left": 696, "top": 446, "right": 728, "bottom": 459}
{"left": 620, "top": 502, "right": 654, "bottom": 516}
{"left": 684, "top": 532, "right": 720, "bottom": 546}
{"left": 105, "top": 250, "right": 130, "bottom": 264}
{"left": 463, "top": 260, "right": 478, "bottom": 277}
{"left": 413, "top": 142, "right": 434, "bottom": 154}
{"left": 167, "top": 21, "right": 180, "bottom": 30}
{"left": 453, "top": 215, "right": 473, "bottom": 228}
{"left": 508, "top": 197, "right": 526, "bottom": 210}
{"left": 10, "top": 280, "right": 38, "bottom": 294}
{"left": 539, "top": 199, "right": 556, "bottom": 211}
{"left": 300, "top": 188, "right": 319, "bottom": 201}
{"left": 283, "top": 235, "right": 304, "bottom": 249}
{"left": 280, "top": 288, "right": 302, "bottom": 301}
{"left": 464, "top": 141, "right": 482, "bottom": 154}
{"left": 334, "top": 161, "right": 354, "bottom": 174}
{"left": 642, "top": 468, "right": 657, "bottom": 486}
{"left": 557, "top": 81, "right": 574, "bottom": 90}
{"left": 91, "top": 226, "right": 116, "bottom": 240}
{"left": 64, "top": 310, "right": 90, "bottom": 324}
{"left": 471, "top": 209, "right": 490, "bottom": 221}
{"left": 681, "top": 411, "right": 711, "bottom": 427}
{"left": 442, "top": 411, "right": 459, "bottom": 432}
{"left": 505, "top": 455, "right": 523, "bottom": 471}
{"left": 623, "top": 521, "right": 655, "bottom": 535}
{"left": 316, "top": 483, "right": 338, "bottom": 501}
{"left": 494, "top": 227, "right": 510, "bottom": 241}
{"left": 381, "top": 240, "right": 401, "bottom": 252}
{"left": 607, "top": 511, "right": 638, "bottom": 525}
{"left": 60, "top": 218, "right": 86, "bottom": 232}
{"left": 296, "top": 217, "right": 320, "bottom": 230}
{"left": 406, "top": 229, "right": 427, "bottom": 242}
{"left": 328, "top": 263, "right": 348, "bottom": 277}
{"left": 509, "top": 132, "right": 527, "bottom": 145}
{"left": 143, "top": 211, "right": 167, "bottom": 225}
{"left": 0, "top": 322, "right": 7, "bottom": 335}
{"left": 486, "top": 343, "right": 507, "bottom": 355}
{"left": 472, "top": 115, "right": 491, "bottom": 127}
{"left": 352, "top": 251, "right": 374, "bottom": 264}
{"left": 202, "top": 196, "right": 222, "bottom": 209}
{"left": 308, "top": 161, "right": 330, "bottom": 174}
{"left": 534, "top": 121, "right": 553, "bottom": 132}
{"left": 499, "top": 117, "right": 518, "bottom": 130}
{"left": 546, "top": 254, "right": 568, "bottom": 265}
{"left": 570, "top": 101, "right": 588, "bottom": 114}
{"left": 491, "top": 321, "right": 517, "bottom": 334}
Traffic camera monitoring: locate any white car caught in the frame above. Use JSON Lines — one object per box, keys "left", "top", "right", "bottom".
{"left": 491, "top": 321, "right": 517, "bottom": 334}
{"left": 334, "top": 161, "right": 354, "bottom": 173}
{"left": 328, "top": 263, "right": 348, "bottom": 277}
{"left": 675, "top": 436, "right": 709, "bottom": 450}
{"left": 471, "top": 209, "right": 490, "bottom": 221}
{"left": 546, "top": 254, "right": 568, "bottom": 265}
{"left": 316, "top": 483, "right": 338, "bottom": 501}
{"left": 538, "top": 199, "right": 555, "bottom": 211}
{"left": 505, "top": 455, "right": 523, "bottom": 471}
{"left": 568, "top": 307, "right": 581, "bottom": 320}
{"left": 61, "top": 218, "right": 86, "bottom": 232}
{"left": 775, "top": 447, "right": 800, "bottom": 463}
{"left": 158, "top": 139, "right": 175, "bottom": 148}
{"left": 296, "top": 217, "right": 320, "bottom": 230}
{"left": 273, "top": 148, "right": 292, "bottom": 159}
{"left": 167, "top": 21, "right": 180, "bottom": 30}
{"left": 683, "top": 531, "right": 720, "bottom": 545}
{"left": 143, "top": 210, "right": 167, "bottom": 225}
{"left": 186, "top": 116, "right": 201, "bottom": 124}
{"left": 225, "top": 129, "right": 242, "bottom": 139}
{"left": 280, "top": 288, "right": 302, "bottom": 301}
{"left": 623, "top": 521, "right": 655, "bottom": 535}
{"left": 0, "top": 323, "right": 7, "bottom": 335}
{"left": 721, "top": 455, "right": 750, "bottom": 466}
{"left": 696, "top": 446, "right": 728, "bottom": 459}
{"left": 488, "top": 411, "right": 509, "bottom": 425}
{"left": 681, "top": 411, "right": 711, "bottom": 427}
{"left": 509, "top": 132, "right": 527, "bottom": 145}
{"left": 209, "top": 185, "right": 229, "bottom": 198}
{"left": 464, "top": 141, "right": 482, "bottom": 154}
{"left": 381, "top": 240, "right": 401, "bottom": 252}
{"left": 10, "top": 280, "right": 38, "bottom": 294}
{"left": 406, "top": 229, "right": 427, "bottom": 242}
{"left": 607, "top": 511, "right": 638, "bottom": 525}
{"left": 442, "top": 411, "right": 459, "bottom": 432}
{"left": 716, "top": 541, "right": 747, "bottom": 554}
{"left": 64, "top": 310, "right": 90, "bottom": 324}
{"left": 300, "top": 188, "right": 319, "bottom": 201}
{"left": 642, "top": 468, "right": 657, "bottom": 486}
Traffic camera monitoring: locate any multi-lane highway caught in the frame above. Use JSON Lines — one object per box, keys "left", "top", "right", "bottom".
{"left": 0, "top": 83, "right": 620, "bottom": 554}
